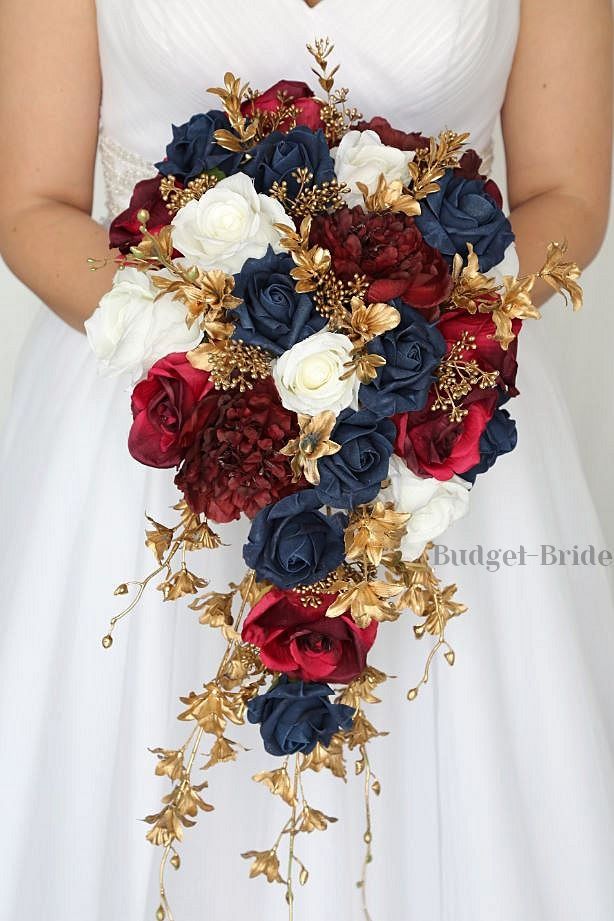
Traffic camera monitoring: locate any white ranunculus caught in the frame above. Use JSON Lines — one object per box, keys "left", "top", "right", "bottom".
{"left": 85, "top": 267, "right": 201, "bottom": 382}
{"left": 381, "top": 455, "right": 471, "bottom": 560}
{"left": 272, "top": 329, "right": 360, "bottom": 417}
{"left": 332, "top": 129, "right": 412, "bottom": 208}
{"left": 170, "top": 172, "right": 290, "bottom": 275}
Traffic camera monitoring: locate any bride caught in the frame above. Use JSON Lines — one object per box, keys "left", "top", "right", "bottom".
{"left": 0, "top": 1, "right": 613, "bottom": 919}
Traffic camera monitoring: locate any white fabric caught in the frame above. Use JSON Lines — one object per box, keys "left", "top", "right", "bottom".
{"left": 1, "top": 2, "right": 614, "bottom": 920}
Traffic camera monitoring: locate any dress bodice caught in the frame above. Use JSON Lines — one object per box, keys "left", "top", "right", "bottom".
{"left": 95, "top": 0, "right": 520, "bottom": 214}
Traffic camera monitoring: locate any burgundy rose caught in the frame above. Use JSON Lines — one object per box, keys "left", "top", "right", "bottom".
{"left": 128, "top": 353, "right": 214, "bottom": 468}
{"left": 356, "top": 116, "right": 429, "bottom": 152}
{"left": 242, "top": 588, "right": 377, "bottom": 684}
{"left": 394, "top": 388, "right": 498, "bottom": 480}
{"left": 241, "top": 80, "right": 324, "bottom": 133}
{"left": 436, "top": 310, "right": 521, "bottom": 397}
{"left": 310, "top": 206, "right": 452, "bottom": 313}
{"left": 109, "top": 177, "right": 171, "bottom": 254}
{"left": 175, "top": 378, "right": 301, "bottom": 523}
{"left": 456, "top": 149, "right": 487, "bottom": 181}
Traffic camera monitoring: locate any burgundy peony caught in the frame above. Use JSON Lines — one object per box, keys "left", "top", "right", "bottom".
{"left": 128, "top": 352, "right": 214, "bottom": 468}
{"left": 175, "top": 378, "right": 301, "bottom": 523}
{"left": 242, "top": 588, "right": 377, "bottom": 683}
{"left": 436, "top": 310, "right": 521, "bottom": 398}
{"left": 109, "top": 177, "right": 171, "bottom": 254}
{"left": 394, "top": 388, "right": 499, "bottom": 481}
{"left": 241, "top": 80, "right": 324, "bottom": 132}
{"left": 356, "top": 116, "right": 429, "bottom": 152}
{"left": 310, "top": 206, "right": 452, "bottom": 313}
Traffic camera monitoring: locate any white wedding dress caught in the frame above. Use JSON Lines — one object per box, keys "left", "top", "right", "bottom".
{"left": 1, "top": 2, "right": 614, "bottom": 920}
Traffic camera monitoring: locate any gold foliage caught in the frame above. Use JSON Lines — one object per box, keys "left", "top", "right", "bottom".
{"left": 159, "top": 172, "right": 220, "bottom": 215}
{"left": 157, "top": 564, "right": 208, "bottom": 602}
{"left": 275, "top": 217, "right": 331, "bottom": 294}
{"left": 538, "top": 240, "right": 582, "bottom": 311}
{"left": 241, "top": 849, "right": 284, "bottom": 884}
{"left": 150, "top": 748, "right": 185, "bottom": 783}
{"left": 298, "top": 805, "right": 337, "bottom": 833}
{"left": 349, "top": 297, "right": 401, "bottom": 344}
{"left": 279, "top": 411, "right": 341, "bottom": 486}
{"left": 187, "top": 339, "right": 272, "bottom": 392}
{"left": 407, "top": 130, "right": 470, "bottom": 200}
{"left": 207, "top": 72, "right": 259, "bottom": 152}
{"left": 432, "top": 331, "right": 499, "bottom": 422}
{"left": 337, "top": 666, "right": 389, "bottom": 709}
{"left": 344, "top": 501, "right": 411, "bottom": 567}
{"left": 301, "top": 735, "right": 347, "bottom": 780}
{"left": 145, "top": 516, "right": 176, "bottom": 564}
{"left": 178, "top": 682, "right": 246, "bottom": 736}
{"left": 253, "top": 767, "right": 297, "bottom": 807}
{"left": 327, "top": 578, "right": 402, "bottom": 629}
{"left": 357, "top": 175, "right": 421, "bottom": 217}
{"left": 345, "top": 711, "right": 388, "bottom": 750}
{"left": 269, "top": 168, "right": 349, "bottom": 218}
{"left": 189, "top": 591, "right": 235, "bottom": 629}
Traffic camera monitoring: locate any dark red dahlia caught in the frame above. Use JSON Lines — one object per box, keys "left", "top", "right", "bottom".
{"left": 310, "top": 206, "right": 452, "bottom": 314}
{"left": 174, "top": 378, "right": 301, "bottom": 524}
{"left": 356, "top": 116, "right": 429, "bottom": 152}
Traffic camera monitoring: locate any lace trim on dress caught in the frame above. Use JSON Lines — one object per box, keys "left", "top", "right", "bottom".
{"left": 98, "top": 132, "right": 496, "bottom": 221}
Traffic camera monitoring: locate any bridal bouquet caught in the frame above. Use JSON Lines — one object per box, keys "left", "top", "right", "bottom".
{"left": 87, "top": 39, "right": 581, "bottom": 919}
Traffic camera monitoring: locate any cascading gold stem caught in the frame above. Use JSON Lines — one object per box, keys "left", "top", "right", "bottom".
{"left": 216, "top": 570, "right": 255, "bottom": 680}
{"left": 286, "top": 756, "right": 300, "bottom": 921}
{"left": 158, "top": 845, "right": 175, "bottom": 921}
{"left": 359, "top": 743, "right": 374, "bottom": 921}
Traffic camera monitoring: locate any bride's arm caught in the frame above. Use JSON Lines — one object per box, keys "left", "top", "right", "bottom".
{"left": 0, "top": 0, "right": 115, "bottom": 332}
{"left": 502, "top": 0, "right": 613, "bottom": 306}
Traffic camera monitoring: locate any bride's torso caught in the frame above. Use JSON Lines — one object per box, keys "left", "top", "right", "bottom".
{"left": 96, "top": 0, "right": 519, "bottom": 215}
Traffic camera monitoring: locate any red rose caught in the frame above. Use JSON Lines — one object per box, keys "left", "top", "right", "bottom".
{"left": 356, "top": 116, "right": 429, "bottom": 152}
{"left": 394, "top": 388, "right": 498, "bottom": 480}
{"left": 174, "top": 378, "right": 301, "bottom": 523}
{"left": 310, "top": 207, "right": 452, "bottom": 314}
{"left": 436, "top": 310, "right": 521, "bottom": 397}
{"left": 242, "top": 588, "right": 377, "bottom": 683}
{"left": 456, "top": 150, "right": 487, "bottom": 181}
{"left": 128, "top": 353, "right": 214, "bottom": 468}
{"left": 109, "top": 177, "right": 171, "bottom": 254}
{"left": 241, "top": 80, "right": 324, "bottom": 133}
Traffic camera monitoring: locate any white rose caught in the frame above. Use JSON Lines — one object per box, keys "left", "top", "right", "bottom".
{"left": 272, "top": 329, "right": 360, "bottom": 417}
{"left": 332, "top": 130, "right": 412, "bottom": 208}
{"left": 170, "top": 172, "right": 289, "bottom": 275}
{"left": 380, "top": 455, "right": 471, "bottom": 560}
{"left": 85, "top": 267, "right": 201, "bottom": 382}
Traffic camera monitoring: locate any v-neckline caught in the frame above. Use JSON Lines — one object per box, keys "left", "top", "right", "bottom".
{"left": 303, "top": 0, "right": 323, "bottom": 7}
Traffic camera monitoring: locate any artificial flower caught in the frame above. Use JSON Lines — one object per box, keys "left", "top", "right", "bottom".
{"left": 332, "top": 129, "right": 412, "bottom": 208}
{"left": 246, "top": 677, "right": 354, "bottom": 756}
{"left": 242, "top": 588, "right": 377, "bottom": 683}
{"left": 272, "top": 328, "right": 360, "bottom": 417}
{"left": 156, "top": 110, "right": 242, "bottom": 183}
{"left": 460, "top": 407, "right": 518, "bottom": 484}
{"left": 244, "top": 126, "right": 335, "bottom": 196}
{"left": 109, "top": 176, "right": 171, "bottom": 254}
{"left": 240, "top": 79, "right": 324, "bottom": 132}
{"left": 174, "top": 378, "right": 300, "bottom": 523}
{"left": 243, "top": 490, "right": 347, "bottom": 589}
{"left": 85, "top": 267, "right": 201, "bottom": 382}
{"left": 232, "top": 248, "right": 325, "bottom": 356}
{"left": 128, "top": 352, "right": 214, "bottom": 468}
{"left": 171, "top": 173, "right": 289, "bottom": 275}
{"left": 380, "top": 454, "right": 471, "bottom": 559}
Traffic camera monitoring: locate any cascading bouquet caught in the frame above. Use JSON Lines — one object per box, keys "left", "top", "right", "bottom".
{"left": 86, "top": 38, "right": 582, "bottom": 921}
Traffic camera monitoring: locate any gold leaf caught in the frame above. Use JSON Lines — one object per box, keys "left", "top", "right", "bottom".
{"left": 349, "top": 297, "right": 401, "bottom": 342}
{"left": 241, "top": 849, "right": 284, "bottom": 884}
{"left": 189, "top": 591, "right": 235, "bottom": 628}
{"left": 279, "top": 411, "right": 341, "bottom": 485}
{"left": 145, "top": 516, "right": 175, "bottom": 564}
{"left": 253, "top": 768, "right": 297, "bottom": 806}
{"left": 202, "top": 736, "right": 238, "bottom": 769}
{"left": 150, "top": 748, "right": 184, "bottom": 782}
{"left": 327, "top": 579, "right": 402, "bottom": 629}
{"left": 345, "top": 711, "right": 389, "bottom": 749}
{"left": 298, "top": 805, "right": 337, "bottom": 833}
{"left": 157, "top": 565, "right": 208, "bottom": 602}
{"left": 538, "top": 240, "right": 583, "bottom": 311}
{"left": 301, "top": 735, "right": 347, "bottom": 780}
{"left": 344, "top": 500, "right": 411, "bottom": 567}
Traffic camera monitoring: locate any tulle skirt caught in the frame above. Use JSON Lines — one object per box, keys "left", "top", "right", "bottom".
{"left": 1, "top": 308, "right": 613, "bottom": 921}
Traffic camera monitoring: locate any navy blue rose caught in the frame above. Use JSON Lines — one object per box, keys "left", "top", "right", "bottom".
{"left": 314, "top": 409, "right": 396, "bottom": 509}
{"left": 359, "top": 300, "right": 446, "bottom": 417}
{"left": 243, "top": 127, "right": 335, "bottom": 196}
{"left": 155, "top": 111, "right": 243, "bottom": 183}
{"left": 247, "top": 677, "right": 355, "bottom": 756}
{"left": 243, "top": 490, "right": 346, "bottom": 589}
{"left": 231, "top": 249, "right": 325, "bottom": 356}
{"left": 414, "top": 169, "right": 514, "bottom": 273}
{"left": 460, "top": 408, "right": 518, "bottom": 484}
